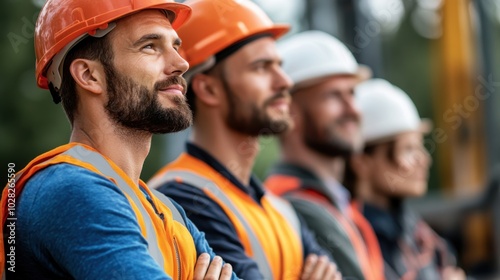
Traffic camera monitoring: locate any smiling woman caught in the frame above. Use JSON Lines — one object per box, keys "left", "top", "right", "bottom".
{"left": 342, "top": 78, "right": 464, "bottom": 280}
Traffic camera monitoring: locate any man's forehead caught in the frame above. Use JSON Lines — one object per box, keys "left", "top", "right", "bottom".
{"left": 115, "top": 9, "right": 173, "bottom": 29}
{"left": 231, "top": 37, "right": 279, "bottom": 62}
{"left": 108, "top": 9, "right": 177, "bottom": 43}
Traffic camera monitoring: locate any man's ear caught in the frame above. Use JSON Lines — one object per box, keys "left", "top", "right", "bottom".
{"left": 69, "top": 59, "right": 105, "bottom": 95}
{"left": 191, "top": 73, "right": 223, "bottom": 107}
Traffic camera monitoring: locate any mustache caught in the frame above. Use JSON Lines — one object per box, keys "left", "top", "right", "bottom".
{"left": 264, "top": 90, "right": 291, "bottom": 106}
{"left": 336, "top": 114, "right": 360, "bottom": 125}
{"left": 154, "top": 76, "right": 187, "bottom": 95}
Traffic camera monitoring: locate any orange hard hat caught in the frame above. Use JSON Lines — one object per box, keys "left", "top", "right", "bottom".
{"left": 35, "top": 0, "right": 191, "bottom": 90}
{"left": 177, "top": 0, "right": 290, "bottom": 70}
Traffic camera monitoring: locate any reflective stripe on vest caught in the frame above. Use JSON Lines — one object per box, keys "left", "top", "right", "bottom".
{"left": 150, "top": 189, "right": 186, "bottom": 228}
{"left": 264, "top": 192, "right": 301, "bottom": 240}
{"left": 149, "top": 170, "right": 276, "bottom": 280}
{"left": 59, "top": 146, "right": 185, "bottom": 267}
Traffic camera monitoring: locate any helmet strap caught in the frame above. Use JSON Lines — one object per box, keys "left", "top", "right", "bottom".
{"left": 48, "top": 82, "right": 61, "bottom": 104}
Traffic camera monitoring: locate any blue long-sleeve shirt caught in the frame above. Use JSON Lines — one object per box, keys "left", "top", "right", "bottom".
{"left": 14, "top": 163, "right": 238, "bottom": 280}
{"left": 156, "top": 143, "right": 331, "bottom": 280}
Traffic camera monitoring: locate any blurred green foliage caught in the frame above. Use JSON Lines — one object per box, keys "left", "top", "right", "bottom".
{"left": 0, "top": 1, "right": 65, "bottom": 182}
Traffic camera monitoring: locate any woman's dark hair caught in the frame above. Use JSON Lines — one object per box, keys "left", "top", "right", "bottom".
{"left": 343, "top": 140, "right": 398, "bottom": 198}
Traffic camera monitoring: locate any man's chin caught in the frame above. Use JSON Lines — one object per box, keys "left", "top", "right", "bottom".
{"left": 148, "top": 121, "right": 191, "bottom": 134}
{"left": 334, "top": 134, "right": 362, "bottom": 153}
{"left": 159, "top": 94, "right": 188, "bottom": 108}
{"left": 147, "top": 109, "right": 193, "bottom": 134}
{"left": 306, "top": 140, "right": 356, "bottom": 158}
{"left": 267, "top": 119, "right": 291, "bottom": 135}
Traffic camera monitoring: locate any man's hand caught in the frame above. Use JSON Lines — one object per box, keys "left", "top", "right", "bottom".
{"left": 300, "top": 254, "right": 342, "bottom": 280}
{"left": 193, "top": 253, "right": 233, "bottom": 280}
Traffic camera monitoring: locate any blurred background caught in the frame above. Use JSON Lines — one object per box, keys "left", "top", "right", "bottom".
{"left": 1, "top": 0, "right": 499, "bottom": 278}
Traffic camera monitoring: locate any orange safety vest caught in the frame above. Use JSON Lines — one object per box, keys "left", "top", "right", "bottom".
{"left": 149, "top": 153, "right": 304, "bottom": 280}
{"left": 0, "top": 143, "right": 197, "bottom": 280}
{"left": 266, "top": 175, "right": 385, "bottom": 280}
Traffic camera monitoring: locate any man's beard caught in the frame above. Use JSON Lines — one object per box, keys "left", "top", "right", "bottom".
{"left": 104, "top": 63, "right": 192, "bottom": 134}
{"left": 221, "top": 76, "right": 291, "bottom": 137}
{"left": 303, "top": 109, "right": 360, "bottom": 158}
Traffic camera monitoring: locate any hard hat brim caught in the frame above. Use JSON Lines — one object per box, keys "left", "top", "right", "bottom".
{"left": 292, "top": 67, "right": 371, "bottom": 93}
{"left": 265, "top": 24, "right": 290, "bottom": 40}
{"left": 150, "top": 3, "right": 192, "bottom": 30}
{"left": 364, "top": 119, "right": 433, "bottom": 146}
{"left": 184, "top": 24, "right": 290, "bottom": 79}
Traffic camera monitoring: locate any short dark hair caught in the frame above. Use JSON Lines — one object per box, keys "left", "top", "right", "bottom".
{"left": 57, "top": 35, "right": 113, "bottom": 124}
{"left": 186, "top": 34, "right": 271, "bottom": 118}
{"left": 363, "top": 140, "right": 398, "bottom": 165}
{"left": 343, "top": 140, "right": 398, "bottom": 198}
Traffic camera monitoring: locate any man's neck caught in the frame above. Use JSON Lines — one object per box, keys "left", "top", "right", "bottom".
{"left": 70, "top": 120, "right": 151, "bottom": 184}
{"left": 191, "top": 124, "right": 259, "bottom": 186}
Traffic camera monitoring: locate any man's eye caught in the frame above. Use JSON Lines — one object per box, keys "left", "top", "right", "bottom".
{"left": 326, "top": 92, "right": 340, "bottom": 100}
{"left": 254, "top": 63, "right": 270, "bottom": 71}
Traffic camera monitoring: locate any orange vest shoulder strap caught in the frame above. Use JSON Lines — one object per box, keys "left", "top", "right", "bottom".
{"left": 264, "top": 174, "right": 302, "bottom": 196}
{"left": 0, "top": 144, "right": 82, "bottom": 279}
{"left": 349, "top": 202, "right": 385, "bottom": 280}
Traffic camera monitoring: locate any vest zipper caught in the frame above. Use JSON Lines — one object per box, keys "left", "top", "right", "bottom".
{"left": 173, "top": 236, "right": 181, "bottom": 280}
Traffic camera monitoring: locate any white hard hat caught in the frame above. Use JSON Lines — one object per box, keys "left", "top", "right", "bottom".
{"left": 355, "top": 78, "right": 431, "bottom": 143}
{"left": 277, "top": 30, "right": 363, "bottom": 89}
